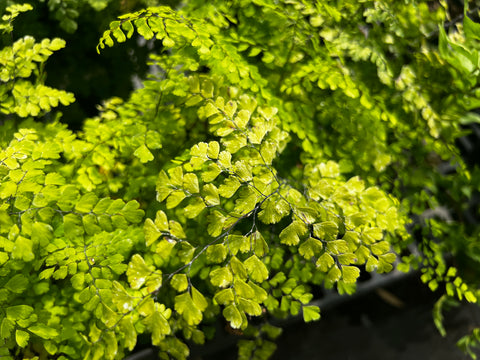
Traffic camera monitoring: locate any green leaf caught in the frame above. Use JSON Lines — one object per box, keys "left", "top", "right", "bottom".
{"left": 15, "top": 329, "right": 29, "bottom": 348}
{"left": 326, "top": 240, "right": 349, "bottom": 255}
{"left": 313, "top": 221, "right": 338, "bottom": 241}
{"left": 63, "top": 213, "right": 84, "bottom": 240}
{"left": 171, "top": 274, "right": 189, "bottom": 292}
{"left": 238, "top": 298, "right": 262, "bottom": 316}
{"left": 234, "top": 187, "right": 258, "bottom": 215}
{"left": 149, "top": 309, "right": 171, "bottom": 346}
{"left": 184, "top": 197, "right": 206, "bottom": 218}
{"left": 223, "top": 304, "right": 243, "bottom": 329}
{"left": 207, "top": 210, "right": 226, "bottom": 237}
{"left": 127, "top": 254, "right": 152, "bottom": 289}
{"left": 234, "top": 278, "right": 255, "bottom": 299}
{"left": 214, "top": 288, "right": 235, "bottom": 305}
{"left": 210, "top": 267, "right": 233, "bottom": 288}
{"left": 201, "top": 163, "right": 222, "bottom": 183}
{"left": 28, "top": 324, "right": 59, "bottom": 339}
{"left": 230, "top": 256, "right": 248, "bottom": 279}
{"left": 135, "top": 17, "right": 154, "bottom": 40}
{"left": 75, "top": 193, "right": 99, "bottom": 213}
{"left": 203, "top": 184, "right": 220, "bottom": 206}
{"left": 299, "top": 238, "right": 323, "bottom": 260}
{"left": 175, "top": 292, "right": 203, "bottom": 326}
{"left": 166, "top": 190, "right": 186, "bottom": 209}
{"left": 258, "top": 198, "right": 290, "bottom": 224}
{"left": 5, "top": 274, "right": 28, "bottom": 294}
{"left": 244, "top": 255, "right": 269, "bottom": 282}
{"left": 191, "top": 286, "right": 208, "bottom": 311}
{"left": 155, "top": 210, "right": 169, "bottom": 231}
{"left": 45, "top": 172, "right": 66, "bottom": 185}
{"left": 341, "top": 266, "right": 360, "bottom": 284}
{"left": 183, "top": 173, "right": 199, "bottom": 193}
{"left": 279, "top": 220, "right": 308, "bottom": 246}
{"left": 326, "top": 265, "right": 342, "bottom": 283}
{"left": 0, "top": 318, "right": 14, "bottom": 340}
{"left": 12, "top": 236, "right": 34, "bottom": 262}
{"left": 144, "top": 218, "right": 162, "bottom": 246}
{"left": 207, "top": 141, "right": 220, "bottom": 159}
{"left": 370, "top": 241, "right": 390, "bottom": 255}
{"left": 227, "top": 234, "right": 250, "bottom": 255}
{"left": 206, "top": 244, "right": 227, "bottom": 264}
{"left": 302, "top": 305, "right": 320, "bottom": 322}
{"left": 219, "top": 176, "right": 241, "bottom": 198}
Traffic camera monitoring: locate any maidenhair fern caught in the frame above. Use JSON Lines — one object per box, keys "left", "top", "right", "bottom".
{"left": 2, "top": 1, "right": 480, "bottom": 359}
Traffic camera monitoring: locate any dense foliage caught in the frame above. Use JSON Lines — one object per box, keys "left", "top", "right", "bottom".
{"left": 1, "top": 0, "right": 480, "bottom": 359}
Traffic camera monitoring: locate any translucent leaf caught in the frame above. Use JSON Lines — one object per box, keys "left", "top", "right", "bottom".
{"left": 175, "top": 292, "right": 203, "bottom": 326}
{"left": 144, "top": 218, "right": 162, "bottom": 246}
{"left": 155, "top": 210, "right": 169, "bottom": 231}
{"left": 219, "top": 176, "right": 241, "bottom": 198}
{"left": 183, "top": 173, "right": 199, "bottom": 194}
{"left": 184, "top": 197, "right": 206, "bottom": 218}
{"left": 207, "top": 141, "right": 220, "bottom": 159}
{"left": 326, "top": 240, "right": 349, "bottom": 255}
{"left": 279, "top": 220, "right": 308, "bottom": 246}
{"left": 210, "top": 267, "right": 233, "bottom": 288}
{"left": 223, "top": 304, "right": 243, "bottom": 329}
{"left": 15, "top": 329, "right": 29, "bottom": 348}
{"left": 230, "top": 256, "right": 248, "bottom": 279}
{"left": 258, "top": 198, "right": 290, "bottom": 224}
{"left": 127, "top": 254, "right": 152, "bottom": 289}
{"left": 234, "top": 187, "right": 258, "bottom": 215}
{"left": 370, "top": 241, "right": 390, "bottom": 255}
{"left": 342, "top": 266, "right": 360, "bottom": 284}
{"left": 227, "top": 234, "right": 250, "bottom": 255}
{"left": 234, "top": 278, "right": 255, "bottom": 299}
{"left": 244, "top": 255, "right": 269, "bottom": 282}
{"left": 45, "top": 172, "right": 66, "bottom": 185}
{"left": 201, "top": 163, "right": 222, "bottom": 183}
{"left": 5, "top": 274, "right": 28, "bottom": 294}
{"left": 326, "top": 265, "right": 342, "bottom": 283}
{"left": 206, "top": 244, "right": 227, "bottom": 264}
{"left": 302, "top": 305, "right": 320, "bottom": 322}
{"left": 135, "top": 17, "right": 154, "bottom": 40}
{"left": 214, "top": 288, "right": 235, "bottom": 305}
{"left": 6, "top": 305, "right": 33, "bottom": 321}
{"left": 191, "top": 286, "right": 208, "bottom": 311}
{"left": 316, "top": 252, "right": 335, "bottom": 272}
{"left": 71, "top": 273, "right": 85, "bottom": 291}
{"left": 0, "top": 318, "right": 14, "bottom": 340}
{"left": 169, "top": 220, "right": 186, "bottom": 239}
{"left": 252, "top": 231, "right": 269, "bottom": 257}
{"left": 235, "top": 110, "right": 250, "bottom": 129}
{"left": 12, "top": 236, "right": 34, "bottom": 261}
{"left": 166, "top": 190, "right": 186, "bottom": 209}
{"left": 366, "top": 255, "right": 379, "bottom": 272}
{"left": 238, "top": 298, "right": 262, "bottom": 316}
{"left": 171, "top": 274, "right": 188, "bottom": 292}
{"left": 299, "top": 238, "right": 323, "bottom": 260}
{"left": 75, "top": 193, "right": 98, "bottom": 213}
{"left": 218, "top": 151, "right": 232, "bottom": 168}
{"left": 313, "top": 221, "right": 338, "bottom": 241}
{"left": 28, "top": 324, "right": 59, "bottom": 339}
{"left": 149, "top": 310, "right": 171, "bottom": 345}
{"left": 248, "top": 122, "right": 269, "bottom": 144}
{"left": 203, "top": 184, "right": 220, "bottom": 206}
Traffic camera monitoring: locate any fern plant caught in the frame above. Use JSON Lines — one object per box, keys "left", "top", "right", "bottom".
{"left": 2, "top": 1, "right": 480, "bottom": 359}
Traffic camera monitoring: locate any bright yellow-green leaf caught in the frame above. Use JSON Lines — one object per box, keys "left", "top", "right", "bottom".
{"left": 244, "top": 255, "right": 269, "bottom": 282}
{"left": 223, "top": 304, "right": 243, "bottom": 329}
{"left": 302, "top": 305, "right": 320, "bottom": 322}
{"left": 279, "top": 220, "right": 308, "bottom": 246}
